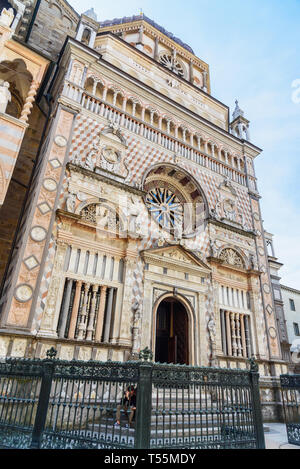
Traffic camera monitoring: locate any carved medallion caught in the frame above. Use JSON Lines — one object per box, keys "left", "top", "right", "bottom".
{"left": 43, "top": 178, "right": 57, "bottom": 192}
{"left": 15, "top": 284, "right": 33, "bottom": 303}
{"left": 54, "top": 135, "right": 67, "bottom": 147}
{"left": 30, "top": 226, "right": 47, "bottom": 242}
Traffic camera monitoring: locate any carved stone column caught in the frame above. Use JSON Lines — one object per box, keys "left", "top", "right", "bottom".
{"left": 58, "top": 278, "right": 73, "bottom": 339}
{"left": 240, "top": 314, "right": 247, "bottom": 358}
{"left": 94, "top": 285, "right": 108, "bottom": 342}
{"left": 86, "top": 284, "right": 99, "bottom": 341}
{"left": 77, "top": 283, "right": 90, "bottom": 341}
{"left": 231, "top": 312, "right": 237, "bottom": 357}
{"left": 236, "top": 313, "right": 242, "bottom": 357}
{"left": 68, "top": 280, "right": 82, "bottom": 339}
{"left": 225, "top": 311, "right": 232, "bottom": 356}
{"left": 103, "top": 287, "right": 115, "bottom": 343}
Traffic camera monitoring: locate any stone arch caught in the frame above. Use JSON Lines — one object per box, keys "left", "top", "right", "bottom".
{"left": 152, "top": 292, "right": 196, "bottom": 365}
{"left": 142, "top": 162, "right": 209, "bottom": 238}
{"left": 0, "top": 58, "right": 33, "bottom": 118}
{"left": 77, "top": 198, "right": 127, "bottom": 232}
{"left": 218, "top": 246, "right": 247, "bottom": 269}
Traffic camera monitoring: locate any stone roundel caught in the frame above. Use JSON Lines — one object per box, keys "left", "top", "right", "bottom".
{"left": 43, "top": 178, "right": 57, "bottom": 192}
{"left": 54, "top": 135, "right": 67, "bottom": 147}
{"left": 263, "top": 284, "right": 271, "bottom": 294}
{"left": 15, "top": 284, "right": 33, "bottom": 303}
{"left": 269, "top": 327, "right": 277, "bottom": 340}
{"left": 30, "top": 226, "right": 47, "bottom": 243}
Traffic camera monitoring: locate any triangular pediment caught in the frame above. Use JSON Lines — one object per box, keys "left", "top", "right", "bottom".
{"left": 141, "top": 244, "right": 211, "bottom": 274}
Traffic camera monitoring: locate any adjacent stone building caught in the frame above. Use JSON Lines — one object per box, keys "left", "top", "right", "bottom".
{"left": 0, "top": 0, "right": 291, "bottom": 421}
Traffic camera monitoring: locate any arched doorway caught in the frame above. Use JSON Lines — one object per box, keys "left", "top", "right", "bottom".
{"left": 155, "top": 297, "right": 189, "bottom": 365}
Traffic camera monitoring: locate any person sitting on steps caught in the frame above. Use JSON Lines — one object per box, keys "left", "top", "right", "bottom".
{"left": 114, "top": 385, "right": 137, "bottom": 428}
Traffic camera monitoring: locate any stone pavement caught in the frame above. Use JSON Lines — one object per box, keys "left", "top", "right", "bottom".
{"left": 264, "top": 423, "right": 300, "bottom": 449}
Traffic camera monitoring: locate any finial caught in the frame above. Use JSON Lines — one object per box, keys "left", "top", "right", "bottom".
{"left": 248, "top": 355, "right": 259, "bottom": 373}
{"left": 232, "top": 99, "right": 244, "bottom": 120}
{"left": 46, "top": 347, "right": 57, "bottom": 359}
{"left": 139, "top": 347, "right": 153, "bottom": 362}
{"left": 83, "top": 8, "right": 97, "bottom": 21}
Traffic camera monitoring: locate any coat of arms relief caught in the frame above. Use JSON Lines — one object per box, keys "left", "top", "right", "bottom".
{"left": 211, "top": 177, "right": 245, "bottom": 228}
{"left": 74, "top": 121, "right": 129, "bottom": 182}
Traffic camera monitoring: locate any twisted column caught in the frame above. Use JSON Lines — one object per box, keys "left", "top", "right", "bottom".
{"left": 20, "top": 80, "right": 39, "bottom": 123}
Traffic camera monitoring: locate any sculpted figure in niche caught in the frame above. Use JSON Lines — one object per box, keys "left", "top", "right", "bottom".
{"left": 84, "top": 152, "right": 95, "bottom": 171}
{"left": 209, "top": 239, "right": 218, "bottom": 257}
{"left": 0, "top": 80, "right": 11, "bottom": 114}
{"left": 66, "top": 192, "right": 76, "bottom": 213}
{"left": 0, "top": 8, "right": 14, "bottom": 27}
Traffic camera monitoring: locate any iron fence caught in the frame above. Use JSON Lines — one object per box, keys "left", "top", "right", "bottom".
{"left": 0, "top": 349, "right": 265, "bottom": 449}
{"left": 280, "top": 374, "right": 300, "bottom": 446}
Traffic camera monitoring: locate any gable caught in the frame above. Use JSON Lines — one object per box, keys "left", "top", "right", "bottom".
{"left": 141, "top": 244, "right": 211, "bottom": 275}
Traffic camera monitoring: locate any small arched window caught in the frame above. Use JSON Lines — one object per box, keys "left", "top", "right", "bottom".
{"left": 81, "top": 28, "right": 91, "bottom": 46}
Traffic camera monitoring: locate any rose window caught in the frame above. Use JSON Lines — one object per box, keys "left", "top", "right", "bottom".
{"left": 145, "top": 188, "right": 183, "bottom": 231}
{"left": 159, "top": 53, "right": 185, "bottom": 78}
{"left": 143, "top": 165, "right": 208, "bottom": 238}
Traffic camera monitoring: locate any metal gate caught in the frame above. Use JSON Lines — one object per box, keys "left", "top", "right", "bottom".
{"left": 280, "top": 374, "right": 300, "bottom": 446}
{"left": 0, "top": 348, "right": 265, "bottom": 449}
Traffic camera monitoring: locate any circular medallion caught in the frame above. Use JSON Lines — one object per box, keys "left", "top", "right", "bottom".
{"left": 30, "top": 226, "right": 47, "bottom": 243}
{"left": 102, "top": 147, "right": 120, "bottom": 164}
{"left": 263, "top": 284, "right": 270, "bottom": 294}
{"left": 43, "top": 178, "right": 57, "bottom": 192}
{"left": 269, "top": 327, "right": 277, "bottom": 340}
{"left": 54, "top": 135, "right": 67, "bottom": 147}
{"left": 15, "top": 284, "right": 33, "bottom": 303}
{"left": 258, "top": 247, "right": 265, "bottom": 256}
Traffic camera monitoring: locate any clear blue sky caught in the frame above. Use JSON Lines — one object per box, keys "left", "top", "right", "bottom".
{"left": 70, "top": 0, "right": 300, "bottom": 289}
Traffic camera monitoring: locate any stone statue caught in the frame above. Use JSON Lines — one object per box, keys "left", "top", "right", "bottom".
{"left": 209, "top": 239, "right": 218, "bottom": 257}
{"left": 84, "top": 152, "right": 95, "bottom": 171}
{"left": 0, "top": 80, "right": 11, "bottom": 114}
{"left": 0, "top": 8, "right": 14, "bottom": 27}
{"left": 72, "top": 153, "right": 81, "bottom": 166}
{"left": 66, "top": 192, "right": 76, "bottom": 213}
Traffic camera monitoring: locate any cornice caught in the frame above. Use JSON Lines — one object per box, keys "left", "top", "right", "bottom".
{"left": 281, "top": 285, "right": 300, "bottom": 295}
{"left": 67, "top": 163, "right": 146, "bottom": 196}
{"left": 208, "top": 218, "right": 256, "bottom": 239}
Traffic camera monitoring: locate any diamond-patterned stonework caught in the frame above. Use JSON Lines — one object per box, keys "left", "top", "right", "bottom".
{"left": 38, "top": 202, "right": 52, "bottom": 215}
{"left": 24, "top": 256, "right": 39, "bottom": 271}
{"left": 49, "top": 158, "right": 61, "bottom": 169}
